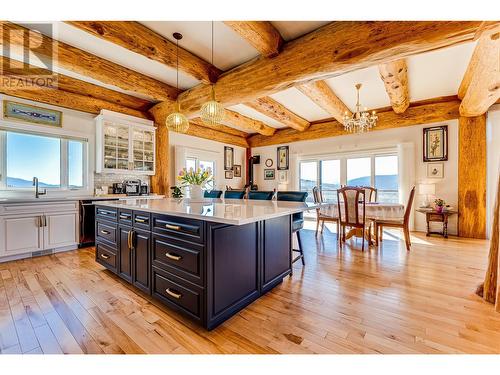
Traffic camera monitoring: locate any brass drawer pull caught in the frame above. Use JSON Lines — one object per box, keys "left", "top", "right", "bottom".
{"left": 165, "top": 288, "right": 182, "bottom": 299}
{"left": 165, "top": 224, "right": 181, "bottom": 231}
{"left": 119, "top": 215, "right": 130, "bottom": 220}
{"left": 135, "top": 218, "right": 147, "bottom": 223}
{"left": 100, "top": 253, "right": 110, "bottom": 260}
{"left": 100, "top": 230, "right": 110, "bottom": 235}
{"left": 127, "top": 230, "right": 132, "bottom": 249}
{"left": 100, "top": 211, "right": 110, "bottom": 215}
{"left": 165, "top": 252, "right": 182, "bottom": 261}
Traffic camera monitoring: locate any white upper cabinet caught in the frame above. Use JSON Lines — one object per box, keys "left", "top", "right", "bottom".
{"left": 95, "top": 110, "right": 156, "bottom": 175}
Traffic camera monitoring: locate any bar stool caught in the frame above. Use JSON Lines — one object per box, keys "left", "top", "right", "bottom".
{"left": 276, "top": 191, "right": 308, "bottom": 266}
{"left": 224, "top": 190, "right": 246, "bottom": 199}
{"left": 248, "top": 191, "right": 275, "bottom": 200}
{"left": 204, "top": 190, "right": 222, "bottom": 198}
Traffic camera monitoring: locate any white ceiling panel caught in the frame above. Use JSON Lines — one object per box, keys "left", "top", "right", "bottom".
{"left": 271, "top": 21, "right": 330, "bottom": 41}
{"left": 270, "top": 87, "right": 330, "bottom": 122}
{"left": 141, "top": 21, "right": 259, "bottom": 71}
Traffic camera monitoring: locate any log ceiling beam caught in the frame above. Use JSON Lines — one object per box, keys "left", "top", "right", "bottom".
{"left": 186, "top": 121, "right": 249, "bottom": 148}
{"left": 223, "top": 109, "right": 276, "bottom": 136}
{"left": 0, "top": 21, "right": 178, "bottom": 102}
{"left": 244, "top": 97, "right": 310, "bottom": 131}
{"left": 190, "top": 117, "right": 249, "bottom": 138}
{"left": 223, "top": 21, "right": 283, "bottom": 58}
{"left": 296, "top": 80, "right": 351, "bottom": 123}
{"left": 458, "top": 32, "right": 500, "bottom": 117}
{"left": 378, "top": 59, "right": 410, "bottom": 113}
{"left": 66, "top": 21, "right": 221, "bottom": 84}
{"left": 150, "top": 21, "right": 497, "bottom": 125}
{"left": 0, "top": 56, "right": 153, "bottom": 112}
{"left": 247, "top": 96, "right": 460, "bottom": 147}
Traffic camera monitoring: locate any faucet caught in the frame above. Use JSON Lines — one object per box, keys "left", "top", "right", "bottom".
{"left": 32, "top": 177, "right": 47, "bottom": 198}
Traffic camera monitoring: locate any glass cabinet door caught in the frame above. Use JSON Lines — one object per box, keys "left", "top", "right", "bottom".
{"left": 103, "top": 122, "right": 130, "bottom": 171}
{"left": 132, "top": 129, "right": 155, "bottom": 172}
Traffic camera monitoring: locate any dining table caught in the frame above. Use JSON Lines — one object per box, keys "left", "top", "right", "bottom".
{"left": 319, "top": 201, "right": 405, "bottom": 242}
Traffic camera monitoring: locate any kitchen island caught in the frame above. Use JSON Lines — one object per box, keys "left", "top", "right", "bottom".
{"left": 94, "top": 198, "right": 317, "bottom": 329}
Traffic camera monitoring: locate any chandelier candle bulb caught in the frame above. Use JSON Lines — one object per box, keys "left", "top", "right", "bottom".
{"left": 343, "top": 83, "right": 378, "bottom": 133}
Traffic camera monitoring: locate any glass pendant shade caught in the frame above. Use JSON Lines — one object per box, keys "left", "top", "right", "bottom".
{"left": 200, "top": 86, "right": 225, "bottom": 125}
{"left": 166, "top": 102, "right": 189, "bottom": 133}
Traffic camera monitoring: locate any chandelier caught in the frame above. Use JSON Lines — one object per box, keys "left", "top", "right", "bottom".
{"left": 200, "top": 21, "right": 225, "bottom": 125}
{"left": 342, "top": 83, "right": 378, "bottom": 134}
{"left": 166, "top": 32, "right": 189, "bottom": 133}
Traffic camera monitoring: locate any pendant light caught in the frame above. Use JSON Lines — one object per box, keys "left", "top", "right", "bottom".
{"left": 200, "top": 21, "right": 225, "bottom": 125}
{"left": 166, "top": 32, "right": 189, "bottom": 133}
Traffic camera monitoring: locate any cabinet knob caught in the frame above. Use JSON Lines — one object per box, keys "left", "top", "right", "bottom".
{"left": 165, "top": 252, "right": 182, "bottom": 261}
{"left": 165, "top": 224, "right": 181, "bottom": 231}
{"left": 165, "top": 288, "right": 182, "bottom": 299}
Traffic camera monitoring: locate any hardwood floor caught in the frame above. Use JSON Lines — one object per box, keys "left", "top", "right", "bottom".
{"left": 1, "top": 223, "right": 499, "bottom": 354}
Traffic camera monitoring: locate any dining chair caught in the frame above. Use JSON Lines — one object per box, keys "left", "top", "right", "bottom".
{"left": 312, "top": 186, "right": 339, "bottom": 236}
{"left": 361, "top": 186, "right": 378, "bottom": 202}
{"left": 224, "top": 190, "right": 246, "bottom": 199}
{"left": 276, "top": 191, "right": 308, "bottom": 266}
{"left": 337, "top": 186, "right": 369, "bottom": 251}
{"left": 248, "top": 191, "right": 275, "bottom": 200}
{"left": 204, "top": 190, "right": 222, "bottom": 198}
{"left": 374, "top": 186, "right": 416, "bottom": 251}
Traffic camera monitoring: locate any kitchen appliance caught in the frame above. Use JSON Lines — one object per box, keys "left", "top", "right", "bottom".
{"left": 123, "top": 179, "right": 141, "bottom": 196}
{"left": 140, "top": 183, "right": 149, "bottom": 195}
{"left": 112, "top": 182, "right": 124, "bottom": 194}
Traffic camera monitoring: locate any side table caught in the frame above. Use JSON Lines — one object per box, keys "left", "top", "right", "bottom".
{"left": 416, "top": 208, "right": 458, "bottom": 238}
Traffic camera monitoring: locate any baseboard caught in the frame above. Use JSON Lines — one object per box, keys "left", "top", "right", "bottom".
{"left": 0, "top": 244, "right": 79, "bottom": 263}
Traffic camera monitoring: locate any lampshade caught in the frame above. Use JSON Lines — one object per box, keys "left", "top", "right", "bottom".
{"left": 200, "top": 85, "right": 225, "bottom": 125}
{"left": 166, "top": 109, "right": 189, "bottom": 133}
{"left": 419, "top": 183, "right": 435, "bottom": 195}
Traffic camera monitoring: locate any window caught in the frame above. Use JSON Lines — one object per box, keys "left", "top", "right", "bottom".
{"left": 185, "top": 157, "right": 215, "bottom": 190}
{"left": 0, "top": 130, "right": 88, "bottom": 190}
{"left": 298, "top": 151, "right": 399, "bottom": 204}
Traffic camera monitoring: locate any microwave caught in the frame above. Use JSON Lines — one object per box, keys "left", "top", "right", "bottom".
{"left": 123, "top": 180, "right": 141, "bottom": 196}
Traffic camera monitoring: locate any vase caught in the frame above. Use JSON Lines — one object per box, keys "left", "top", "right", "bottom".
{"left": 435, "top": 206, "right": 444, "bottom": 213}
{"left": 189, "top": 185, "right": 203, "bottom": 199}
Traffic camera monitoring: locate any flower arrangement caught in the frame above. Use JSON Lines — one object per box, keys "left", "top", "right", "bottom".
{"left": 177, "top": 167, "right": 213, "bottom": 187}
{"left": 434, "top": 198, "right": 446, "bottom": 213}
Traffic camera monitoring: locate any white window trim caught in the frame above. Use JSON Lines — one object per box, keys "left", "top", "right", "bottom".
{"left": 0, "top": 126, "right": 89, "bottom": 192}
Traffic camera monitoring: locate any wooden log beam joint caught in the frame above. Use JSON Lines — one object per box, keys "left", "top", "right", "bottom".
{"left": 244, "top": 97, "right": 310, "bottom": 131}
{"left": 223, "top": 21, "right": 283, "bottom": 57}
{"left": 379, "top": 59, "right": 410, "bottom": 113}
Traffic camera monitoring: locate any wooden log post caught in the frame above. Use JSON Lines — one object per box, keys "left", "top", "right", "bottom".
{"left": 150, "top": 123, "right": 170, "bottom": 196}
{"left": 458, "top": 115, "right": 487, "bottom": 239}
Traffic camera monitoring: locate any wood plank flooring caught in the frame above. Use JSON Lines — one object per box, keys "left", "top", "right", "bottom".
{"left": 1, "top": 224, "right": 499, "bottom": 354}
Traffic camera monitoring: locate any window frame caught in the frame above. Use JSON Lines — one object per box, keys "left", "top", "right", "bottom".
{"left": 298, "top": 148, "right": 399, "bottom": 203}
{"left": 0, "top": 128, "right": 89, "bottom": 191}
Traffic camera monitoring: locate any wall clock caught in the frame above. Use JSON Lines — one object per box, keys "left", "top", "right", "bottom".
{"left": 265, "top": 158, "right": 273, "bottom": 167}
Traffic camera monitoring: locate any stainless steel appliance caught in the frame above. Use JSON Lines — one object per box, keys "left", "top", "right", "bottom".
{"left": 112, "top": 182, "right": 124, "bottom": 194}
{"left": 140, "top": 183, "right": 149, "bottom": 195}
{"left": 123, "top": 179, "right": 141, "bottom": 196}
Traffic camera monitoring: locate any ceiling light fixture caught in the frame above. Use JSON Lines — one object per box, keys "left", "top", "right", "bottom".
{"left": 166, "top": 32, "right": 189, "bottom": 133}
{"left": 200, "top": 21, "right": 225, "bottom": 125}
{"left": 342, "top": 83, "right": 378, "bottom": 134}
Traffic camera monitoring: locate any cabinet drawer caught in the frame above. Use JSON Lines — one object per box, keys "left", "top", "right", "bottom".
{"left": 96, "top": 221, "right": 117, "bottom": 245}
{"left": 428, "top": 213, "right": 445, "bottom": 222}
{"left": 152, "top": 235, "right": 203, "bottom": 285}
{"left": 152, "top": 214, "right": 204, "bottom": 244}
{"left": 133, "top": 211, "right": 151, "bottom": 230}
{"left": 118, "top": 209, "right": 133, "bottom": 226}
{"left": 96, "top": 207, "right": 117, "bottom": 222}
{"left": 96, "top": 243, "right": 117, "bottom": 273}
{"left": 152, "top": 270, "right": 202, "bottom": 319}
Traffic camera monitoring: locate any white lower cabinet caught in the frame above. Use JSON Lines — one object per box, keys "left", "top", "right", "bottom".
{"left": 0, "top": 203, "right": 79, "bottom": 259}
{"left": 45, "top": 212, "right": 78, "bottom": 249}
{"left": 0, "top": 214, "right": 43, "bottom": 256}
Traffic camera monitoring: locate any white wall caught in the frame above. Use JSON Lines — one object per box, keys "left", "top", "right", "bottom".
{"left": 487, "top": 107, "right": 500, "bottom": 238}
{"left": 252, "top": 120, "right": 460, "bottom": 235}
{"left": 169, "top": 132, "right": 246, "bottom": 191}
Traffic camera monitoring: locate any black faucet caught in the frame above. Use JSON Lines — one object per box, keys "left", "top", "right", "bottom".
{"left": 32, "top": 177, "right": 47, "bottom": 198}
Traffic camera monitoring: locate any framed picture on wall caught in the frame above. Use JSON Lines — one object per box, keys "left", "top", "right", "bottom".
{"left": 3, "top": 100, "right": 63, "bottom": 127}
{"left": 277, "top": 146, "right": 289, "bottom": 170}
{"left": 225, "top": 170, "right": 233, "bottom": 179}
{"left": 264, "top": 169, "right": 275, "bottom": 180}
{"left": 224, "top": 146, "right": 234, "bottom": 170}
{"left": 423, "top": 125, "right": 448, "bottom": 162}
{"left": 427, "top": 162, "right": 444, "bottom": 178}
{"left": 278, "top": 170, "right": 288, "bottom": 183}
{"left": 233, "top": 165, "right": 241, "bottom": 177}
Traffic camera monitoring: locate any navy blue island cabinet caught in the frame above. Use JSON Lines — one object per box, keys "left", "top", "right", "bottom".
{"left": 94, "top": 205, "right": 292, "bottom": 330}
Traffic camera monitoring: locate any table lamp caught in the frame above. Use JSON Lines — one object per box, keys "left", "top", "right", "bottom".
{"left": 419, "top": 183, "right": 435, "bottom": 208}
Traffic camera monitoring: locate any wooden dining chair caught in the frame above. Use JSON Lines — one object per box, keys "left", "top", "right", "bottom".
{"left": 361, "top": 186, "right": 378, "bottom": 202}
{"left": 312, "top": 186, "right": 339, "bottom": 236}
{"left": 374, "top": 186, "right": 416, "bottom": 251}
{"left": 337, "top": 186, "right": 368, "bottom": 251}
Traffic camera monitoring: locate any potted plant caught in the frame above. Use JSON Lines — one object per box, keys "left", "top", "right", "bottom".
{"left": 434, "top": 198, "right": 446, "bottom": 213}
{"left": 177, "top": 167, "right": 213, "bottom": 199}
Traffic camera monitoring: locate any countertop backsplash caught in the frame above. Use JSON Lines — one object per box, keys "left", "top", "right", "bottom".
{"left": 94, "top": 172, "right": 151, "bottom": 194}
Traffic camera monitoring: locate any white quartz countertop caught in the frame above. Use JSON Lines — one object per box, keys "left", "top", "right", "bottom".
{"left": 0, "top": 194, "right": 164, "bottom": 204}
{"left": 96, "top": 198, "right": 321, "bottom": 225}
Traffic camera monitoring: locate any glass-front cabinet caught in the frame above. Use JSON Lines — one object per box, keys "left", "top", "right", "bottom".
{"left": 95, "top": 110, "right": 156, "bottom": 175}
